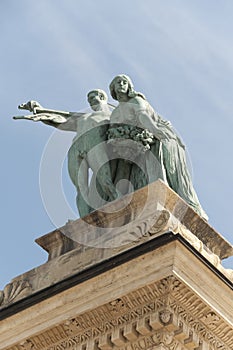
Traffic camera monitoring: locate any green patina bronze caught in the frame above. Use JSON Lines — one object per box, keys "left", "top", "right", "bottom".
{"left": 14, "top": 90, "right": 119, "bottom": 217}
{"left": 13, "top": 75, "right": 208, "bottom": 220}
{"left": 108, "top": 74, "right": 208, "bottom": 220}
{"left": 67, "top": 90, "right": 119, "bottom": 217}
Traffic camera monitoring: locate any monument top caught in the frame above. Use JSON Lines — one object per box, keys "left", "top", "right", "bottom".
{"left": 4, "top": 75, "right": 232, "bottom": 350}
{"left": 0, "top": 181, "right": 233, "bottom": 350}
{"left": 0, "top": 180, "right": 232, "bottom": 316}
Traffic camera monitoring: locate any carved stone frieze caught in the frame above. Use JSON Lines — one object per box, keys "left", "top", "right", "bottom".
{"left": 148, "top": 210, "right": 170, "bottom": 236}
{"left": 19, "top": 340, "right": 34, "bottom": 350}
{"left": 159, "top": 310, "right": 172, "bottom": 325}
{"left": 111, "top": 209, "right": 171, "bottom": 245}
{"left": 6, "top": 276, "right": 232, "bottom": 350}
{"left": 0, "top": 279, "right": 32, "bottom": 307}
{"left": 1, "top": 181, "right": 231, "bottom": 311}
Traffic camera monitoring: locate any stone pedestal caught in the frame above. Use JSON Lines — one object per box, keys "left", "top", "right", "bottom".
{"left": 0, "top": 180, "right": 232, "bottom": 350}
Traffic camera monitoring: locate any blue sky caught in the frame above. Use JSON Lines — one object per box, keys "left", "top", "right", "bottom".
{"left": 1, "top": 0, "right": 233, "bottom": 289}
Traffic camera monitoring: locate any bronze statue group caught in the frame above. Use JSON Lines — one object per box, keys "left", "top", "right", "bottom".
{"left": 14, "top": 75, "right": 208, "bottom": 220}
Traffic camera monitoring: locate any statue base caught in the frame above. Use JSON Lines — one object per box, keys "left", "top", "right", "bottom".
{"left": 0, "top": 180, "right": 233, "bottom": 350}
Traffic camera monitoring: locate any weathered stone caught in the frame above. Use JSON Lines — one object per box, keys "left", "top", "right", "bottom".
{"left": 0, "top": 181, "right": 232, "bottom": 350}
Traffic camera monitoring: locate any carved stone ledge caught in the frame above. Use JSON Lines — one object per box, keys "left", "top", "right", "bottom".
{"left": 36, "top": 181, "right": 233, "bottom": 261}
{"left": 5, "top": 276, "right": 232, "bottom": 350}
{"left": 35, "top": 230, "right": 80, "bottom": 260}
{"left": 0, "top": 181, "right": 227, "bottom": 312}
{"left": 168, "top": 219, "right": 233, "bottom": 283}
{"left": 0, "top": 279, "right": 32, "bottom": 308}
{"left": 1, "top": 188, "right": 232, "bottom": 350}
{"left": 19, "top": 340, "right": 34, "bottom": 350}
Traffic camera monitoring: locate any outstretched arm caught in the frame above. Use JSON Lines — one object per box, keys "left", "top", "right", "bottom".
{"left": 42, "top": 112, "right": 85, "bottom": 131}
{"left": 13, "top": 100, "right": 85, "bottom": 131}
{"left": 13, "top": 113, "right": 67, "bottom": 122}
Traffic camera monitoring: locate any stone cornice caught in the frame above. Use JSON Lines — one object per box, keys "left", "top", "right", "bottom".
{"left": 0, "top": 181, "right": 232, "bottom": 350}
{"left": 36, "top": 181, "right": 233, "bottom": 260}
{"left": 1, "top": 239, "right": 232, "bottom": 350}
{"left": 5, "top": 276, "right": 233, "bottom": 350}
{"left": 0, "top": 181, "right": 232, "bottom": 318}
{"left": 0, "top": 233, "right": 232, "bottom": 322}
